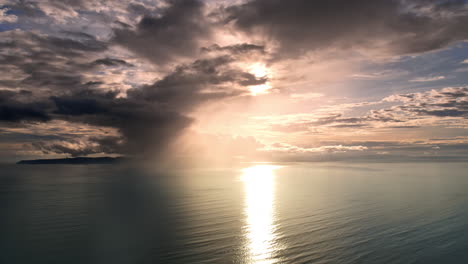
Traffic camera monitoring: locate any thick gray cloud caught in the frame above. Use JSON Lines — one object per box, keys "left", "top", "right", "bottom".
{"left": 224, "top": 0, "right": 468, "bottom": 58}
{"left": 0, "top": 19, "right": 263, "bottom": 158}
{"left": 2, "top": 0, "right": 468, "bottom": 161}
{"left": 38, "top": 54, "right": 261, "bottom": 156}
{"left": 0, "top": 30, "right": 110, "bottom": 94}
{"left": 0, "top": 90, "right": 51, "bottom": 122}
{"left": 201, "top": 43, "right": 265, "bottom": 55}
{"left": 114, "top": 0, "right": 212, "bottom": 66}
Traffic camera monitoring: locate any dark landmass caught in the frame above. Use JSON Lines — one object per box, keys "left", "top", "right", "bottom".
{"left": 17, "top": 157, "right": 124, "bottom": 165}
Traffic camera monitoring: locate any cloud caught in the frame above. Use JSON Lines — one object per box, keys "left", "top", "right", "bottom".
{"left": 384, "top": 87, "right": 468, "bottom": 119}
{"left": 350, "top": 69, "right": 409, "bottom": 80}
{"left": 260, "top": 142, "right": 368, "bottom": 154}
{"left": 92, "top": 58, "right": 133, "bottom": 67}
{"left": 201, "top": 43, "right": 265, "bottom": 55}
{"left": 31, "top": 136, "right": 124, "bottom": 157}
{"left": 258, "top": 110, "right": 402, "bottom": 133}
{"left": 113, "top": 0, "right": 212, "bottom": 66}
{"left": 4, "top": 0, "right": 136, "bottom": 24}
{"left": 224, "top": 0, "right": 468, "bottom": 58}
{"left": 290, "top": 92, "right": 324, "bottom": 100}
{"left": 409, "top": 75, "right": 445, "bottom": 82}
{"left": 0, "top": 25, "right": 263, "bottom": 158}
{"left": 0, "top": 120, "right": 122, "bottom": 157}
{"left": 1, "top": 0, "right": 468, "bottom": 163}
{"left": 0, "top": 90, "right": 51, "bottom": 122}
{"left": 257, "top": 87, "right": 468, "bottom": 134}
{"left": 0, "top": 30, "right": 111, "bottom": 94}
{"left": 0, "top": 103, "right": 50, "bottom": 122}
{"left": 255, "top": 138, "right": 468, "bottom": 162}
{"left": 0, "top": 7, "right": 18, "bottom": 23}
{"left": 327, "top": 139, "right": 468, "bottom": 162}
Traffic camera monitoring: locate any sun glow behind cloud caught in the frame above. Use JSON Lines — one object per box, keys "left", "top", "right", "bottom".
{"left": 2, "top": 0, "right": 468, "bottom": 163}
{"left": 248, "top": 63, "right": 272, "bottom": 96}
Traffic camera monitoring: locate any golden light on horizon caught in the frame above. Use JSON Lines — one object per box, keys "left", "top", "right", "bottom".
{"left": 241, "top": 165, "right": 282, "bottom": 264}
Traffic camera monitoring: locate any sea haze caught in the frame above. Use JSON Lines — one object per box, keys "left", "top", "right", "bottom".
{"left": 1, "top": 162, "right": 468, "bottom": 264}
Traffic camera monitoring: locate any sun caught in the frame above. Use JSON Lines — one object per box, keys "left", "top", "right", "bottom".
{"left": 248, "top": 63, "right": 272, "bottom": 96}
{"left": 249, "top": 63, "right": 269, "bottom": 78}
{"left": 249, "top": 83, "right": 272, "bottom": 96}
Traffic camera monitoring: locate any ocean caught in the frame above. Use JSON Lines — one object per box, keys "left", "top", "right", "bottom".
{"left": 1, "top": 162, "right": 468, "bottom": 264}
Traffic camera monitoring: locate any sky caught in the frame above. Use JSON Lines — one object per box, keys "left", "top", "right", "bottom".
{"left": 0, "top": 0, "right": 467, "bottom": 164}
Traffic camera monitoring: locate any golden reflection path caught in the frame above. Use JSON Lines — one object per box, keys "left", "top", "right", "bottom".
{"left": 241, "top": 165, "right": 281, "bottom": 264}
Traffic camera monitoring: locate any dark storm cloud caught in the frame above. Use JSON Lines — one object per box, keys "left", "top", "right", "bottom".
{"left": 1, "top": 0, "right": 272, "bottom": 159}
{"left": 41, "top": 53, "right": 260, "bottom": 156}
{"left": 6, "top": 0, "right": 466, "bottom": 160}
{"left": 224, "top": 0, "right": 468, "bottom": 57}
{"left": 51, "top": 96, "right": 108, "bottom": 116}
{"left": 3, "top": 0, "right": 132, "bottom": 19}
{"left": 37, "top": 34, "right": 107, "bottom": 53}
{"left": 0, "top": 30, "right": 109, "bottom": 93}
{"left": 113, "top": 0, "right": 211, "bottom": 65}
{"left": 48, "top": 91, "right": 194, "bottom": 155}
{"left": 0, "top": 90, "right": 51, "bottom": 122}
{"left": 0, "top": 85, "right": 194, "bottom": 156}
{"left": 201, "top": 43, "right": 265, "bottom": 55}
{"left": 0, "top": 102, "right": 50, "bottom": 122}
{"left": 0, "top": 131, "right": 63, "bottom": 142}
{"left": 126, "top": 55, "right": 257, "bottom": 107}
{"left": 416, "top": 109, "right": 466, "bottom": 117}
{"left": 92, "top": 58, "right": 133, "bottom": 67}
{"left": 0, "top": 24, "right": 259, "bottom": 157}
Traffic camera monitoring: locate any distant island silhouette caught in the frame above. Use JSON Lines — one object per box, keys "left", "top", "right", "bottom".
{"left": 17, "top": 157, "right": 124, "bottom": 165}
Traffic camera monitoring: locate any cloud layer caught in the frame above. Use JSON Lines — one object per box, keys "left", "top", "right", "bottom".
{"left": 225, "top": 0, "right": 468, "bottom": 58}
{"left": 1, "top": 0, "right": 468, "bottom": 162}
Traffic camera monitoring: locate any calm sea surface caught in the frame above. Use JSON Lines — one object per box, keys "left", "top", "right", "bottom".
{"left": 1, "top": 162, "right": 468, "bottom": 264}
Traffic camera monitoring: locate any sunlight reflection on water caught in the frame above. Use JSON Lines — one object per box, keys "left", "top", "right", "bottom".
{"left": 241, "top": 165, "right": 282, "bottom": 264}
